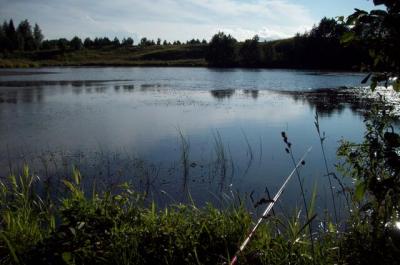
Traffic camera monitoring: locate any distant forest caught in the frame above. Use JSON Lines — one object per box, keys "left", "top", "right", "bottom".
{"left": 0, "top": 18, "right": 371, "bottom": 70}
{"left": 205, "top": 17, "right": 371, "bottom": 70}
{"left": 0, "top": 19, "right": 207, "bottom": 51}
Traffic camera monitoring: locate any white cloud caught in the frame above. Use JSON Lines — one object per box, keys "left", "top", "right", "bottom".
{"left": 0, "top": 0, "right": 315, "bottom": 41}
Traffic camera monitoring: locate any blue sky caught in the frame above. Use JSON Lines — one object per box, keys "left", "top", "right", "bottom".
{"left": 0, "top": 0, "right": 375, "bottom": 42}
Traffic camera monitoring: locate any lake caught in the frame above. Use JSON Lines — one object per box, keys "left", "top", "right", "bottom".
{"left": 0, "top": 67, "right": 370, "bottom": 217}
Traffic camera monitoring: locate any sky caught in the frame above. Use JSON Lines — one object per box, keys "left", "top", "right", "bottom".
{"left": 0, "top": 0, "right": 375, "bottom": 42}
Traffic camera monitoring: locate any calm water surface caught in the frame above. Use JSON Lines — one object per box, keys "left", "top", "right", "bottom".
{"left": 0, "top": 67, "right": 368, "bottom": 215}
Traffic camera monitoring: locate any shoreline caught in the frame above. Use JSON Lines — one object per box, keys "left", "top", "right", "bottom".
{"left": 0, "top": 62, "right": 364, "bottom": 74}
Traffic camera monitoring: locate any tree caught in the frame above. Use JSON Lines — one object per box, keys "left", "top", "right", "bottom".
{"left": 101, "top": 37, "right": 111, "bottom": 46}
{"left": 205, "top": 32, "right": 237, "bottom": 67}
{"left": 0, "top": 20, "right": 46, "bottom": 52}
{"left": 239, "top": 35, "right": 261, "bottom": 67}
{"left": 140, "top": 37, "right": 148, "bottom": 46}
{"left": 17, "top": 19, "right": 35, "bottom": 50}
{"left": 310, "top": 17, "right": 347, "bottom": 39}
{"left": 70, "top": 36, "right": 83, "bottom": 50}
{"left": 122, "top": 37, "right": 133, "bottom": 46}
{"left": 93, "top": 37, "right": 111, "bottom": 47}
{"left": 33, "top": 23, "right": 44, "bottom": 50}
{"left": 140, "top": 37, "right": 155, "bottom": 47}
{"left": 84, "top": 37, "right": 93, "bottom": 48}
{"left": 113, "top": 37, "right": 120, "bottom": 47}
{"left": 342, "top": 0, "right": 400, "bottom": 90}
{"left": 337, "top": 1, "right": 400, "bottom": 263}
{"left": 157, "top": 38, "right": 161, "bottom": 45}
{"left": 5, "top": 19, "right": 18, "bottom": 51}
{"left": 187, "top": 39, "right": 200, "bottom": 45}
{"left": 127, "top": 37, "right": 134, "bottom": 46}
{"left": 301, "top": 18, "right": 353, "bottom": 69}
{"left": 57, "top": 38, "right": 69, "bottom": 51}
{"left": 41, "top": 39, "right": 58, "bottom": 50}
{"left": 0, "top": 23, "right": 5, "bottom": 52}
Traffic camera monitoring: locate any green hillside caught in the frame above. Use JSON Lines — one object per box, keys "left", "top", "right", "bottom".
{"left": 0, "top": 44, "right": 207, "bottom": 68}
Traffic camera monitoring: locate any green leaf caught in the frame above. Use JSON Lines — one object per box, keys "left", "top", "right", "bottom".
{"left": 308, "top": 183, "right": 318, "bottom": 219}
{"left": 328, "top": 222, "right": 336, "bottom": 233}
{"left": 72, "top": 167, "right": 81, "bottom": 185}
{"left": 341, "top": 31, "right": 356, "bottom": 44}
{"left": 63, "top": 180, "right": 83, "bottom": 199}
{"left": 354, "top": 181, "right": 366, "bottom": 202}
{"left": 370, "top": 10, "right": 387, "bottom": 17}
{"left": 373, "top": 55, "right": 383, "bottom": 67}
{"left": 62, "top": 252, "right": 73, "bottom": 264}
{"left": 373, "top": 0, "right": 386, "bottom": 6}
{"left": 393, "top": 79, "right": 400, "bottom": 92}
{"left": 371, "top": 80, "right": 378, "bottom": 91}
{"left": 23, "top": 165, "right": 29, "bottom": 178}
{"left": 69, "top": 227, "right": 76, "bottom": 236}
{"left": 114, "top": 194, "right": 123, "bottom": 201}
{"left": 77, "top": 222, "right": 85, "bottom": 230}
{"left": 0, "top": 232, "right": 19, "bottom": 264}
{"left": 337, "top": 16, "right": 345, "bottom": 22}
{"left": 346, "top": 15, "right": 358, "bottom": 25}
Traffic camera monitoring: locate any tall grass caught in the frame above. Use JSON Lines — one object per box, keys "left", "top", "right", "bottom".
{"left": 314, "top": 112, "right": 350, "bottom": 223}
{"left": 0, "top": 166, "right": 55, "bottom": 264}
{"left": 212, "top": 131, "right": 229, "bottom": 190}
{"left": 281, "top": 132, "right": 315, "bottom": 258}
{"left": 178, "top": 129, "right": 190, "bottom": 190}
{"left": 0, "top": 166, "right": 348, "bottom": 265}
{"left": 240, "top": 129, "right": 254, "bottom": 178}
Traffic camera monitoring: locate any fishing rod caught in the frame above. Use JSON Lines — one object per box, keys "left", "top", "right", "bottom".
{"left": 229, "top": 146, "right": 313, "bottom": 265}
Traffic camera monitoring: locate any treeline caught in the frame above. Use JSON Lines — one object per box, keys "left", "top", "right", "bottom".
{"left": 0, "top": 19, "right": 43, "bottom": 52}
{"left": 206, "top": 17, "right": 371, "bottom": 70}
{"left": 41, "top": 37, "right": 135, "bottom": 51}
{"left": 41, "top": 37, "right": 207, "bottom": 51}
{"left": 0, "top": 19, "right": 207, "bottom": 53}
{"left": 42, "top": 36, "right": 207, "bottom": 50}
{"left": 1, "top": 18, "right": 371, "bottom": 70}
{"left": 137, "top": 37, "right": 207, "bottom": 47}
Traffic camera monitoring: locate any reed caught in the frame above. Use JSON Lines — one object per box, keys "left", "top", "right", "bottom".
{"left": 281, "top": 132, "right": 315, "bottom": 260}
{"left": 212, "top": 130, "right": 228, "bottom": 189}
{"left": 314, "top": 112, "right": 350, "bottom": 216}
{"left": 178, "top": 129, "right": 190, "bottom": 189}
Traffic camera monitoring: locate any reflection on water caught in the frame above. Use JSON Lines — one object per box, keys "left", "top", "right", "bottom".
{"left": 0, "top": 86, "right": 44, "bottom": 104}
{"left": 210, "top": 89, "right": 235, "bottom": 100}
{"left": 277, "top": 88, "right": 376, "bottom": 117}
{"left": 244, "top": 89, "right": 259, "bottom": 99}
{"left": 0, "top": 67, "right": 375, "bottom": 212}
{"left": 124, "top": 85, "right": 135, "bottom": 91}
{"left": 0, "top": 79, "right": 129, "bottom": 87}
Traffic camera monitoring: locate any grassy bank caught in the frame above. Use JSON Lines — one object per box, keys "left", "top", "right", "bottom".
{"left": 0, "top": 167, "right": 340, "bottom": 265}
{"left": 0, "top": 45, "right": 207, "bottom": 68}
